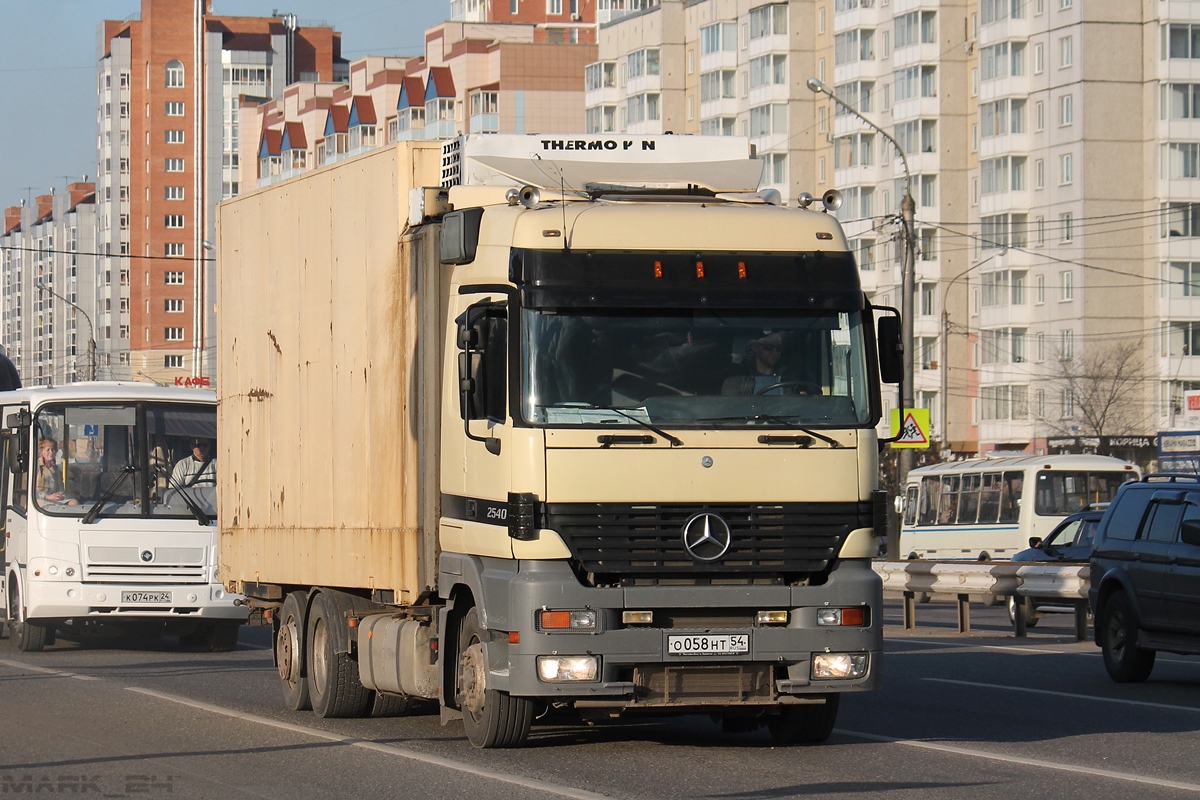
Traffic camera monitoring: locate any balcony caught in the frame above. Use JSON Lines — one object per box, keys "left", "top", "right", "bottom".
{"left": 747, "top": 33, "right": 789, "bottom": 59}
{"left": 585, "top": 86, "right": 622, "bottom": 108}
{"left": 699, "top": 50, "right": 739, "bottom": 73}
{"left": 699, "top": 97, "right": 739, "bottom": 120}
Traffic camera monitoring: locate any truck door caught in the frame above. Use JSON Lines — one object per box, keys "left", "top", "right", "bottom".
{"left": 451, "top": 294, "right": 515, "bottom": 558}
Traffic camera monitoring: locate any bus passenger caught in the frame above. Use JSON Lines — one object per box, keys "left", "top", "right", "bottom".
{"left": 37, "top": 438, "right": 77, "bottom": 506}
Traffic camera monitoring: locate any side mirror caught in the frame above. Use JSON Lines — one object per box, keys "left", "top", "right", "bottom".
{"left": 6, "top": 432, "right": 24, "bottom": 474}
{"left": 876, "top": 314, "right": 902, "bottom": 385}
{"left": 1182, "top": 518, "right": 1200, "bottom": 547}
{"left": 455, "top": 301, "right": 507, "bottom": 456}
{"left": 1028, "top": 536, "right": 1042, "bottom": 549}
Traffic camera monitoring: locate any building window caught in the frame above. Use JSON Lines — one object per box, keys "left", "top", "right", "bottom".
{"left": 165, "top": 129, "right": 185, "bottom": 144}
{"left": 164, "top": 186, "right": 185, "bottom": 200}
{"left": 1059, "top": 153, "right": 1073, "bottom": 185}
{"left": 165, "top": 327, "right": 186, "bottom": 342}
{"left": 164, "top": 355, "right": 185, "bottom": 368}
{"left": 165, "top": 158, "right": 185, "bottom": 172}
{"left": 1059, "top": 330, "right": 1074, "bottom": 361}
{"left": 1058, "top": 94, "right": 1073, "bottom": 126}
{"left": 164, "top": 243, "right": 185, "bottom": 257}
{"left": 165, "top": 271, "right": 185, "bottom": 285}
{"left": 165, "top": 101, "right": 185, "bottom": 116}
{"left": 1059, "top": 36, "right": 1073, "bottom": 68}
{"left": 547, "top": 0, "right": 562, "bottom": 14}
{"left": 749, "top": 4, "right": 788, "bottom": 40}
{"left": 165, "top": 299, "right": 185, "bottom": 313}
{"left": 1060, "top": 270, "right": 1074, "bottom": 301}
{"left": 164, "top": 215, "right": 185, "bottom": 229}
{"left": 165, "top": 59, "right": 185, "bottom": 88}
{"left": 1036, "top": 274, "right": 1045, "bottom": 303}
{"left": 1060, "top": 212, "right": 1073, "bottom": 242}
{"left": 1035, "top": 158, "right": 1045, "bottom": 189}
{"left": 1165, "top": 24, "right": 1200, "bottom": 59}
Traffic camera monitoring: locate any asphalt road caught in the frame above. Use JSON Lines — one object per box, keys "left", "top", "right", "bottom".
{"left": 1, "top": 599, "right": 1198, "bottom": 799}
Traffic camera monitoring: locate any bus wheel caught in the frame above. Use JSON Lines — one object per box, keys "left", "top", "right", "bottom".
{"left": 277, "top": 592, "right": 310, "bottom": 711}
{"left": 306, "top": 592, "right": 372, "bottom": 718}
{"left": 8, "top": 582, "right": 47, "bottom": 653}
{"left": 457, "top": 608, "right": 532, "bottom": 748}
{"left": 767, "top": 695, "right": 840, "bottom": 745}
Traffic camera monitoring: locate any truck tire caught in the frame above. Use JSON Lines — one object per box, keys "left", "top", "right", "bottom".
{"left": 277, "top": 592, "right": 310, "bottom": 711}
{"left": 1100, "top": 592, "right": 1156, "bottom": 683}
{"left": 766, "top": 695, "right": 839, "bottom": 745}
{"left": 371, "top": 692, "right": 419, "bottom": 717}
{"left": 306, "top": 592, "right": 372, "bottom": 718}
{"left": 457, "top": 608, "right": 532, "bottom": 748}
{"left": 8, "top": 581, "right": 47, "bottom": 653}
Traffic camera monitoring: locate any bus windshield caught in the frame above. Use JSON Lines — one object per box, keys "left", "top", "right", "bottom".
{"left": 33, "top": 402, "right": 217, "bottom": 521}
{"left": 520, "top": 307, "right": 873, "bottom": 428}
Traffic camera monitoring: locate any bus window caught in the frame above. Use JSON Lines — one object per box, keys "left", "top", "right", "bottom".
{"left": 979, "top": 472, "right": 1002, "bottom": 523}
{"left": 957, "top": 473, "right": 981, "bottom": 524}
{"left": 918, "top": 476, "right": 940, "bottom": 525}
{"left": 1034, "top": 470, "right": 1136, "bottom": 515}
{"left": 938, "top": 475, "right": 960, "bottom": 524}
{"left": 904, "top": 484, "right": 918, "bottom": 526}
{"left": 999, "top": 471, "right": 1023, "bottom": 522}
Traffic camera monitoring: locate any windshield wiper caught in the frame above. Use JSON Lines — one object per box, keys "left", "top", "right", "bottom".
{"left": 82, "top": 465, "right": 135, "bottom": 525}
{"left": 697, "top": 415, "right": 843, "bottom": 448}
{"left": 549, "top": 403, "right": 684, "bottom": 447}
{"left": 161, "top": 469, "right": 211, "bottom": 525}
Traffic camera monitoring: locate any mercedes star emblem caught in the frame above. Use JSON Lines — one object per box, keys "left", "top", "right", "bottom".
{"left": 681, "top": 513, "right": 732, "bottom": 562}
{"left": 140, "top": 550, "right": 154, "bottom": 563}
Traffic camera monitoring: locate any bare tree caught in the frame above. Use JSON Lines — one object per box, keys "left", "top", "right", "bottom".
{"left": 1041, "top": 341, "right": 1146, "bottom": 438}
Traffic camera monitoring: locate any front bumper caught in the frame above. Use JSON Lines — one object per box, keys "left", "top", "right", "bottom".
{"left": 24, "top": 579, "right": 247, "bottom": 622}
{"left": 445, "top": 557, "right": 882, "bottom": 705}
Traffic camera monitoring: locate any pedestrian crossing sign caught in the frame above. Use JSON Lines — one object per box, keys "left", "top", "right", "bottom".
{"left": 889, "top": 408, "right": 931, "bottom": 449}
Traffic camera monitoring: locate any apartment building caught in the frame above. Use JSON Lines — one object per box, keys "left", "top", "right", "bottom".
{"left": 95, "top": 0, "right": 341, "bottom": 387}
{"left": 0, "top": 185, "right": 99, "bottom": 385}
{"left": 247, "top": 23, "right": 598, "bottom": 189}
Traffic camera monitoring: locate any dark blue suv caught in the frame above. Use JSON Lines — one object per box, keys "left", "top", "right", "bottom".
{"left": 1089, "top": 475, "right": 1200, "bottom": 682}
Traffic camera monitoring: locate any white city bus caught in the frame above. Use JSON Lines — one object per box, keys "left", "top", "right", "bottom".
{"left": 0, "top": 383, "right": 244, "bottom": 651}
{"left": 899, "top": 454, "right": 1140, "bottom": 560}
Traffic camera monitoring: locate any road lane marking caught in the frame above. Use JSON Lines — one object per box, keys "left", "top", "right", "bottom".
{"left": 127, "top": 687, "right": 611, "bottom": 800}
{"left": 0, "top": 659, "right": 89, "bottom": 679}
{"left": 925, "top": 678, "right": 1200, "bottom": 713}
{"left": 893, "top": 638, "right": 1076, "bottom": 655}
{"left": 836, "top": 728, "right": 1200, "bottom": 792}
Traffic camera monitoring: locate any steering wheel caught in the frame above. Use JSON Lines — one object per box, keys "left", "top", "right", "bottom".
{"left": 754, "top": 381, "right": 813, "bottom": 396}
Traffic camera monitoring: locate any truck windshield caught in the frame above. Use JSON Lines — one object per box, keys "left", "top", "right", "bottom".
{"left": 520, "top": 307, "right": 872, "bottom": 428}
{"left": 33, "top": 402, "right": 217, "bottom": 521}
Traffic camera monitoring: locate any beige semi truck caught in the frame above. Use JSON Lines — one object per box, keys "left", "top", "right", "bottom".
{"left": 217, "top": 135, "right": 900, "bottom": 748}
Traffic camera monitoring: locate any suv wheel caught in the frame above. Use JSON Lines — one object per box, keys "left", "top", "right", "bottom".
{"left": 1100, "top": 592, "right": 1156, "bottom": 683}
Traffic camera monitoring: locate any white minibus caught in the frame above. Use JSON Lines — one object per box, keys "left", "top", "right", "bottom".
{"left": 900, "top": 454, "right": 1140, "bottom": 560}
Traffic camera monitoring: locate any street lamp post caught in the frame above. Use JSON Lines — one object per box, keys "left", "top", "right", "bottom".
{"left": 808, "top": 77, "right": 916, "bottom": 558}
{"left": 37, "top": 280, "right": 95, "bottom": 382}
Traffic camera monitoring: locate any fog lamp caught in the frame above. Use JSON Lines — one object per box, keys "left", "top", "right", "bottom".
{"left": 537, "top": 655, "right": 599, "bottom": 682}
{"left": 812, "top": 652, "right": 869, "bottom": 680}
{"left": 756, "top": 610, "right": 789, "bottom": 625}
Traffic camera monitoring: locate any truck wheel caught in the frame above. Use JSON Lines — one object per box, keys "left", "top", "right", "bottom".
{"left": 306, "top": 592, "right": 372, "bottom": 718}
{"left": 766, "top": 695, "right": 839, "bottom": 745}
{"left": 8, "top": 582, "right": 47, "bottom": 653}
{"left": 1100, "top": 592, "right": 1155, "bottom": 683}
{"left": 371, "top": 692, "right": 418, "bottom": 717}
{"left": 457, "top": 608, "right": 532, "bottom": 748}
{"left": 277, "top": 592, "right": 310, "bottom": 711}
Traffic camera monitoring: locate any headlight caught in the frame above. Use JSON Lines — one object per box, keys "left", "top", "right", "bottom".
{"left": 536, "top": 655, "right": 599, "bottom": 682}
{"left": 815, "top": 607, "right": 868, "bottom": 626}
{"left": 812, "top": 652, "right": 869, "bottom": 680}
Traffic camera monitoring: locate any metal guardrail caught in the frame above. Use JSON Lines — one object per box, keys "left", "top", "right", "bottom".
{"left": 873, "top": 561, "right": 1091, "bottom": 640}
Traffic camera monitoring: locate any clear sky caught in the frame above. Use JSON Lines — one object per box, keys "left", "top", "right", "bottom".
{"left": 0, "top": 0, "right": 449, "bottom": 208}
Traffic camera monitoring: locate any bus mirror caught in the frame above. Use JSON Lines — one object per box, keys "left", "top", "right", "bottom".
{"left": 5, "top": 409, "right": 30, "bottom": 429}
{"left": 893, "top": 495, "right": 905, "bottom": 515}
{"left": 7, "top": 432, "right": 25, "bottom": 474}
{"left": 877, "top": 316, "right": 902, "bottom": 384}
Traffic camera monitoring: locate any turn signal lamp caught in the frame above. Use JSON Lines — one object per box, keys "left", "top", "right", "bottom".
{"left": 538, "top": 609, "right": 596, "bottom": 630}
{"left": 815, "top": 607, "right": 868, "bottom": 627}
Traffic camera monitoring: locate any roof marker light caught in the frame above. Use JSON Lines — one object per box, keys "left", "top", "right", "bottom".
{"left": 695, "top": 260, "right": 705, "bottom": 279}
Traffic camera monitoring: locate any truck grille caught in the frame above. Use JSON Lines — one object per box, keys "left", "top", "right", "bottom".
{"left": 545, "top": 501, "right": 872, "bottom": 583}
{"left": 84, "top": 546, "right": 207, "bottom": 584}
{"left": 633, "top": 664, "right": 775, "bottom": 705}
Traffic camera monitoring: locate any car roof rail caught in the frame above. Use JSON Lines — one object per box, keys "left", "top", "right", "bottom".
{"left": 1141, "top": 473, "right": 1200, "bottom": 483}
